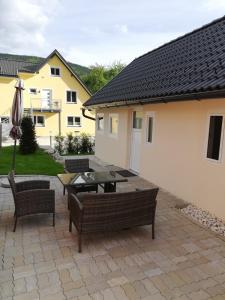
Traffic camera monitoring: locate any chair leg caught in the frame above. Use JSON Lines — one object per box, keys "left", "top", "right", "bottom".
{"left": 53, "top": 213, "right": 55, "bottom": 227}
{"left": 78, "top": 233, "right": 82, "bottom": 253}
{"left": 69, "top": 215, "right": 72, "bottom": 232}
{"left": 63, "top": 186, "right": 66, "bottom": 195}
{"left": 152, "top": 222, "right": 155, "bottom": 240}
{"left": 13, "top": 216, "right": 17, "bottom": 232}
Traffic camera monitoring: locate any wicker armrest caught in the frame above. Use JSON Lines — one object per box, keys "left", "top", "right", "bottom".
{"left": 70, "top": 193, "right": 83, "bottom": 211}
{"left": 16, "top": 180, "right": 50, "bottom": 192}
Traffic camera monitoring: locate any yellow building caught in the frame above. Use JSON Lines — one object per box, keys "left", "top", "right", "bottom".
{"left": 0, "top": 49, "right": 95, "bottom": 140}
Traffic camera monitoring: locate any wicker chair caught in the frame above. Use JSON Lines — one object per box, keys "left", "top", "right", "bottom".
{"left": 8, "top": 171, "right": 55, "bottom": 232}
{"left": 69, "top": 188, "right": 159, "bottom": 252}
{"left": 63, "top": 159, "right": 98, "bottom": 195}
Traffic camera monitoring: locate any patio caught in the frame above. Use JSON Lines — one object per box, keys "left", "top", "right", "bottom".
{"left": 1, "top": 163, "right": 225, "bottom": 299}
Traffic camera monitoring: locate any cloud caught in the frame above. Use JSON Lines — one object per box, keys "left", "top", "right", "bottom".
{"left": 0, "top": 0, "right": 60, "bottom": 54}
{"left": 115, "top": 24, "right": 128, "bottom": 34}
{"left": 63, "top": 31, "right": 181, "bottom": 67}
{"left": 204, "top": 0, "right": 225, "bottom": 11}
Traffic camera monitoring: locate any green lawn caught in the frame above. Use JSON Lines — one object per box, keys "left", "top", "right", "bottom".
{"left": 0, "top": 146, "right": 64, "bottom": 175}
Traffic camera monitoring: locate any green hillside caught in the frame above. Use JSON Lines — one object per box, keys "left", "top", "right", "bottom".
{"left": 0, "top": 53, "right": 90, "bottom": 77}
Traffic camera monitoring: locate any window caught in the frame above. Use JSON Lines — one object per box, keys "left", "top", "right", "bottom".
{"left": 206, "top": 115, "right": 224, "bottom": 161}
{"left": 67, "top": 116, "right": 81, "bottom": 127}
{"left": 109, "top": 114, "right": 118, "bottom": 136}
{"left": 66, "top": 91, "right": 77, "bottom": 103}
{"left": 133, "top": 111, "right": 142, "bottom": 129}
{"left": 97, "top": 113, "right": 104, "bottom": 131}
{"left": 0, "top": 116, "right": 10, "bottom": 123}
{"left": 146, "top": 113, "right": 154, "bottom": 144}
{"left": 29, "top": 88, "right": 37, "bottom": 94}
{"left": 50, "top": 67, "right": 60, "bottom": 76}
{"left": 33, "top": 115, "right": 45, "bottom": 127}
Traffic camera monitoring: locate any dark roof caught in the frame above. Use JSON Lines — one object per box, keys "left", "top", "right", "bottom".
{"left": 85, "top": 16, "right": 225, "bottom": 107}
{"left": 0, "top": 49, "right": 91, "bottom": 95}
{"left": 0, "top": 59, "right": 39, "bottom": 77}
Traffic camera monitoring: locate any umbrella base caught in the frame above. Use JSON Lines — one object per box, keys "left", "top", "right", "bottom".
{"left": 0, "top": 178, "right": 10, "bottom": 188}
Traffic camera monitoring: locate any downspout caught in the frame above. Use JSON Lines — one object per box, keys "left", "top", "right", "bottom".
{"left": 81, "top": 108, "right": 96, "bottom": 121}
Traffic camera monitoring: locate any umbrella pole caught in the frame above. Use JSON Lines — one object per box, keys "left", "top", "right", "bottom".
{"left": 12, "top": 139, "right": 17, "bottom": 172}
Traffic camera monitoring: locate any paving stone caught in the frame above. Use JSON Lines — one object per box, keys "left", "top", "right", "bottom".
{"left": 188, "top": 289, "right": 210, "bottom": 300}
{"left": 0, "top": 174, "right": 225, "bottom": 299}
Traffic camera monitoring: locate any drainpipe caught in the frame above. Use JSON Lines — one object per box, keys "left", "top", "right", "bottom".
{"left": 81, "top": 108, "right": 96, "bottom": 121}
{"left": 58, "top": 111, "right": 61, "bottom": 135}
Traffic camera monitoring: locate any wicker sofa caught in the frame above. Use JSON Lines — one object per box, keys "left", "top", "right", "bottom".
{"left": 69, "top": 188, "right": 159, "bottom": 252}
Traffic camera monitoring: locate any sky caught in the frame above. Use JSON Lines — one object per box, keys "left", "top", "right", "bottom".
{"left": 0, "top": 0, "right": 225, "bottom": 67}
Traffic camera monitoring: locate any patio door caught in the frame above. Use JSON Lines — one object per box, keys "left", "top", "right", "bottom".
{"left": 130, "top": 111, "right": 142, "bottom": 173}
{"left": 41, "top": 89, "right": 52, "bottom": 109}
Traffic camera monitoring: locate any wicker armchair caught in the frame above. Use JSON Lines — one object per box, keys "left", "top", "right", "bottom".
{"left": 63, "top": 159, "right": 97, "bottom": 195}
{"left": 69, "top": 188, "right": 159, "bottom": 252}
{"left": 8, "top": 171, "right": 55, "bottom": 232}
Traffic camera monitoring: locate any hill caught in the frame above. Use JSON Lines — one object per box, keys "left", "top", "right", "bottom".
{"left": 0, "top": 52, "right": 90, "bottom": 77}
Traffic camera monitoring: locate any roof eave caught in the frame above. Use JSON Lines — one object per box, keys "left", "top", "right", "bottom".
{"left": 84, "top": 89, "right": 225, "bottom": 109}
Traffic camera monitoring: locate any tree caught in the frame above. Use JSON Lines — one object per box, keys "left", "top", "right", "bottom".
{"left": 82, "top": 62, "right": 126, "bottom": 93}
{"left": 19, "top": 116, "right": 38, "bottom": 154}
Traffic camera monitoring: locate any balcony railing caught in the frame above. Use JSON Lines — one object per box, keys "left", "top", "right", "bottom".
{"left": 29, "top": 98, "right": 61, "bottom": 112}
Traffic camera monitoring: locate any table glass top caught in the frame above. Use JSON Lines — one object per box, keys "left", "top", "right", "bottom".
{"left": 57, "top": 171, "right": 127, "bottom": 186}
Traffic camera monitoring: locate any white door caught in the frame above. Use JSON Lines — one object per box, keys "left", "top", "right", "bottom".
{"left": 41, "top": 89, "right": 52, "bottom": 109}
{"left": 130, "top": 111, "right": 143, "bottom": 173}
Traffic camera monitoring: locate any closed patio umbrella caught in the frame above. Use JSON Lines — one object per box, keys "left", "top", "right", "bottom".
{"left": 9, "top": 79, "right": 24, "bottom": 172}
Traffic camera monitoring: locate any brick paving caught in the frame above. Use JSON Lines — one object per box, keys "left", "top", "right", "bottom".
{"left": 1, "top": 170, "right": 225, "bottom": 299}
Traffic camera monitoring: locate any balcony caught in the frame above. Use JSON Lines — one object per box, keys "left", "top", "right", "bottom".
{"left": 28, "top": 98, "right": 61, "bottom": 113}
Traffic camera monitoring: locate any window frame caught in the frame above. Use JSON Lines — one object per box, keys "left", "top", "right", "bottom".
{"left": 29, "top": 88, "right": 37, "bottom": 94}
{"left": 145, "top": 112, "right": 155, "bottom": 145}
{"left": 66, "top": 90, "right": 77, "bottom": 104}
{"left": 109, "top": 113, "right": 119, "bottom": 137}
{"left": 205, "top": 113, "right": 225, "bottom": 163}
{"left": 67, "top": 116, "right": 81, "bottom": 127}
{"left": 50, "top": 66, "right": 61, "bottom": 77}
{"left": 33, "top": 115, "right": 45, "bottom": 127}
{"left": 0, "top": 116, "right": 10, "bottom": 123}
{"left": 96, "top": 113, "right": 104, "bottom": 132}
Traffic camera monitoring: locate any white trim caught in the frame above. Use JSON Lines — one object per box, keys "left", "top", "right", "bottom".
{"left": 96, "top": 113, "right": 104, "bottom": 132}
{"left": 145, "top": 112, "right": 155, "bottom": 145}
{"left": 33, "top": 115, "right": 45, "bottom": 127}
{"left": 50, "top": 66, "right": 61, "bottom": 77}
{"left": 108, "top": 113, "right": 119, "bottom": 138}
{"left": 67, "top": 116, "right": 82, "bottom": 127}
{"left": 66, "top": 90, "right": 77, "bottom": 104}
{"left": 204, "top": 113, "right": 225, "bottom": 164}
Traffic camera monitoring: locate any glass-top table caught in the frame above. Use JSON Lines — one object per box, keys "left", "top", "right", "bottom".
{"left": 57, "top": 171, "right": 128, "bottom": 193}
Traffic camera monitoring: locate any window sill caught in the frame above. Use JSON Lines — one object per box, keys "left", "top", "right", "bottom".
{"left": 67, "top": 125, "right": 81, "bottom": 127}
{"left": 66, "top": 102, "right": 77, "bottom": 104}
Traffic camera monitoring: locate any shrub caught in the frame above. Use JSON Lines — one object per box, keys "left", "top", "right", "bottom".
{"left": 66, "top": 132, "right": 74, "bottom": 154}
{"left": 73, "top": 136, "right": 80, "bottom": 154}
{"left": 19, "top": 116, "right": 38, "bottom": 154}
{"left": 54, "top": 135, "right": 65, "bottom": 155}
{"left": 79, "top": 133, "right": 94, "bottom": 154}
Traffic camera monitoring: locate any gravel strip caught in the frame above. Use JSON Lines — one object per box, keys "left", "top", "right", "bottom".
{"left": 181, "top": 205, "right": 225, "bottom": 237}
